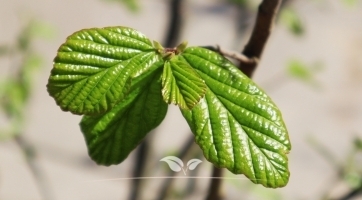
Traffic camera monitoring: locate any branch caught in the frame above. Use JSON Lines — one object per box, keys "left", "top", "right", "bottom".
{"left": 239, "top": 0, "right": 282, "bottom": 77}
{"left": 205, "top": 167, "right": 224, "bottom": 200}
{"left": 128, "top": 140, "right": 149, "bottom": 200}
{"left": 163, "top": 0, "right": 184, "bottom": 47}
{"left": 156, "top": 135, "right": 195, "bottom": 200}
{"left": 14, "top": 135, "right": 54, "bottom": 200}
{"left": 338, "top": 186, "right": 362, "bottom": 200}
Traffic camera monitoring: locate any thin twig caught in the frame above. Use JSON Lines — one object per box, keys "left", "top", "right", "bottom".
{"left": 14, "top": 135, "right": 54, "bottom": 200}
{"left": 156, "top": 135, "right": 195, "bottom": 200}
{"left": 128, "top": 140, "right": 149, "bottom": 200}
{"left": 239, "top": 0, "right": 282, "bottom": 77}
{"left": 338, "top": 186, "right": 362, "bottom": 200}
{"left": 163, "top": 0, "right": 184, "bottom": 47}
{"left": 184, "top": 152, "right": 203, "bottom": 196}
{"left": 205, "top": 167, "right": 224, "bottom": 200}
{"left": 202, "top": 45, "right": 257, "bottom": 65}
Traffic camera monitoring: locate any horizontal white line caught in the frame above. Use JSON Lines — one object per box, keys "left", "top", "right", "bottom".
{"left": 82, "top": 176, "right": 264, "bottom": 183}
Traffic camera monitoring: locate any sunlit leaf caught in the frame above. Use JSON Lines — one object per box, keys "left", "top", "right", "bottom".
{"left": 161, "top": 58, "right": 206, "bottom": 109}
{"left": 80, "top": 69, "right": 167, "bottom": 165}
{"left": 47, "top": 26, "right": 291, "bottom": 188}
{"left": 179, "top": 47, "right": 291, "bottom": 188}
{"left": 47, "top": 27, "right": 163, "bottom": 115}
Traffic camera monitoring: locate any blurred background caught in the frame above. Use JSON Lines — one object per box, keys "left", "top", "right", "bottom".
{"left": 1, "top": 0, "right": 362, "bottom": 199}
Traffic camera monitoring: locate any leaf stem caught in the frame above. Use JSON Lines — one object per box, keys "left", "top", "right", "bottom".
{"left": 14, "top": 134, "right": 54, "bottom": 200}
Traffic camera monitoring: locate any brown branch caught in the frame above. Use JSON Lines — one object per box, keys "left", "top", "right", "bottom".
{"left": 156, "top": 135, "right": 195, "bottom": 200}
{"left": 338, "top": 186, "right": 362, "bottom": 200}
{"left": 239, "top": 0, "right": 282, "bottom": 77}
{"left": 128, "top": 140, "right": 149, "bottom": 200}
{"left": 205, "top": 167, "right": 224, "bottom": 200}
{"left": 163, "top": 0, "right": 184, "bottom": 47}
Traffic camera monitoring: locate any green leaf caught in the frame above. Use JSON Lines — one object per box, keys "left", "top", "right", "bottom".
{"left": 103, "top": 0, "right": 139, "bottom": 12}
{"left": 0, "top": 79, "right": 27, "bottom": 119}
{"left": 161, "top": 58, "right": 206, "bottom": 109}
{"left": 179, "top": 47, "right": 291, "bottom": 188}
{"left": 47, "top": 27, "right": 163, "bottom": 115}
{"left": 287, "top": 59, "right": 312, "bottom": 81}
{"left": 354, "top": 137, "right": 362, "bottom": 151}
{"left": 30, "top": 20, "right": 56, "bottom": 40}
{"left": 342, "top": 0, "right": 358, "bottom": 7}
{"left": 80, "top": 69, "right": 167, "bottom": 165}
{"left": 280, "top": 8, "right": 304, "bottom": 36}
{"left": 286, "top": 59, "right": 323, "bottom": 86}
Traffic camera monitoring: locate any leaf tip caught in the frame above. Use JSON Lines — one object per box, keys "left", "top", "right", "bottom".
{"left": 176, "top": 41, "right": 188, "bottom": 54}
{"left": 153, "top": 40, "right": 164, "bottom": 53}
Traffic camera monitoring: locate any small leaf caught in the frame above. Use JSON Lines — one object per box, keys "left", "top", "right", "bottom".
{"left": 186, "top": 159, "right": 202, "bottom": 170}
{"left": 286, "top": 59, "right": 324, "bottom": 88}
{"left": 30, "top": 20, "right": 56, "bottom": 40}
{"left": 342, "top": 0, "right": 358, "bottom": 7}
{"left": 47, "top": 26, "right": 163, "bottom": 115}
{"left": 103, "top": 0, "right": 139, "bottom": 12}
{"left": 287, "top": 59, "right": 312, "bottom": 81}
{"left": 354, "top": 137, "right": 362, "bottom": 151}
{"left": 160, "top": 156, "right": 184, "bottom": 172}
{"left": 176, "top": 41, "right": 188, "bottom": 54}
{"left": 80, "top": 69, "right": 167, "bottom": 165}
{"left": 179, "top": 47, "right": 291, "bottom": 188}
{"left": 161, "top": 58, "right": 206, "bottom": 109}
{"left": 153, "top": 40, "right": 163, "bottom": 53}
{"left": 280, "top": 8, "right": 304, "bottom": 36}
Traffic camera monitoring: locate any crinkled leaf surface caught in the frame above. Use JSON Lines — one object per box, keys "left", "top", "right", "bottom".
{"left": 47, "top": 27, "right": 161, "bottom": 115}
{"left": 179, "top": 47, "right": 291, "bottom": 188}
{"left": 80, "top": 69, "right": 167, "bottom": 165}
{"left": 161, "top": 59, "right": 206, "bottom": 109}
